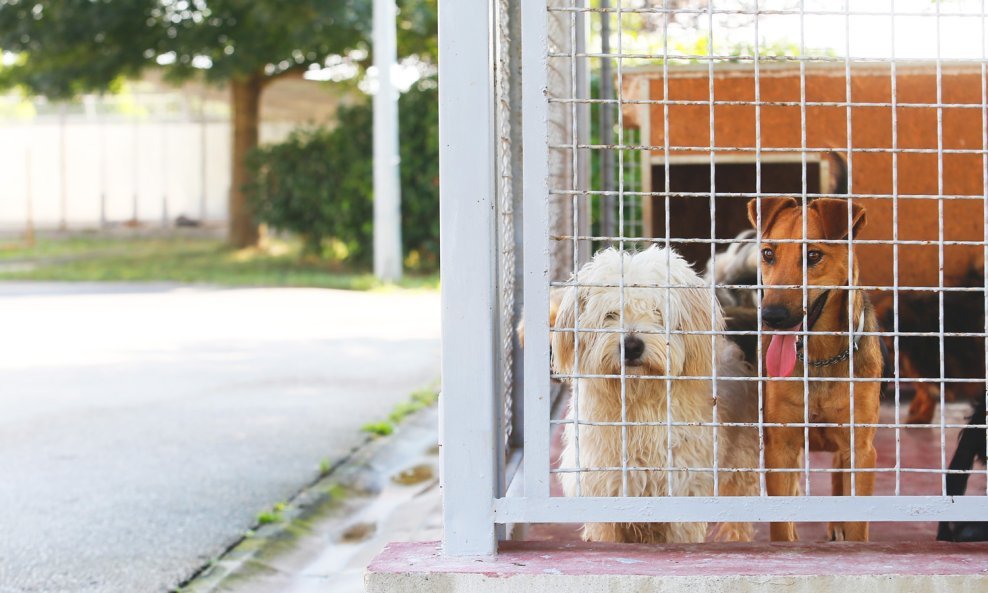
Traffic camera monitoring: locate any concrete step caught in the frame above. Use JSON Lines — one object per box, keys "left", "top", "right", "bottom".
{"left": 367, "top": 539, "right": 988, "bottom": 593}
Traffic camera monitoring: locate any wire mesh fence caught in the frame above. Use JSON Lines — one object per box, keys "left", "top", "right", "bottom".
{"left": 531, "top": 0, "right": 988, "bottom": 542}
{"left": 439, "top": 0, "right": 988, "bottom": 555}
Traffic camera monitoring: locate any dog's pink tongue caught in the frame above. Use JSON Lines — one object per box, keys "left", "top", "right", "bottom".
{"left": 766, "top": 324, "right": 800, "bottom": 378}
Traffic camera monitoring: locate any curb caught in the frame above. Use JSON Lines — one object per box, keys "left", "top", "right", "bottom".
{"left": 176, "top": 406, "right": 439, "bottom": 593}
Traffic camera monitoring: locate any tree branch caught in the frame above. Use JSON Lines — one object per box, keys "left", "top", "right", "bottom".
{"left": 262, "top": 64, "right": 308, "bottom": 87}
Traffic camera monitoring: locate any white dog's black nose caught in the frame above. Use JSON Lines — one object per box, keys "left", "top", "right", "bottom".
{"left": 623, "top": 336, "right": 645, "bottom": 361}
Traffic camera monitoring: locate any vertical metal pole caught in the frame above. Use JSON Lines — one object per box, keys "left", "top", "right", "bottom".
{"left": 575, "top": 0, "right": 591, "bottom": 265}
{"left": 522, "top": 0, "right": 551, "bottom": 501}
{"left": 373, "top": 0, "right": 403, "bottom": 282}
{"left": 639, "top": 78, "right": 652, "bottom": 237}
{"left": 981, "top": 0, "right": 988, "bottom": 498}
{"left": 99, "top": 98, "right": 108, "bottom": 229}
{"left": 162, "top": 120, "right": 169, "bottom": 228}
{"left": 508, "top": 0, "right": 527, "bottom": 453}
{"left": 439, "top": 0, "right": 498, "bottom": 556}
{"left": 132, "top": 95, "right": 140, "bottom": 224}
{"left": 58, "top": 103, "right": 67, "bottom": 232}
{"left": 200, "top": 90, "right": 208, "bottom": 223}
{"left": 25, "top": 147, "right": 34, "bottom": 247}
{"left": 599, "top": 0, "right": 615, "bottom": 245}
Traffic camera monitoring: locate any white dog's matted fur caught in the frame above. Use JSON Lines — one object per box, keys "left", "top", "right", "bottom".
{"left": 551, "top": 246, "right": 758, "bottom": 544}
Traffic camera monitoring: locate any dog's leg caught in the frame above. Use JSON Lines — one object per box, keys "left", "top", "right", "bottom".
{"left": 903, "top": 356, "right": 937, "bottom": 425}
{"left": 829, "top": 455, "right": 845, "bottom": 496}
{"left": 765, "top": 382, "right": 803, "bottom": 542}
{"left": 906, "top": 384, "right": 937, "bottom": 425}
{"left": 665, "top": 522, "right": 708, "bottom": 544}
{"left": 618, "top": 522, "right": 705, "bottom": 544}
{"left": 712, "top": 472, "right": 756, "bottom": 542}
{"left": 712, "top": 521, "right": 754, "bottom": 543}
{"left": 765, "top": 424, "right": 802, "bottom": 542}
{"left": 582, "top": 522, "right": 626, "bottom": 543}
{"left": 827, "top": 427, "right": 877, "bottom": 542}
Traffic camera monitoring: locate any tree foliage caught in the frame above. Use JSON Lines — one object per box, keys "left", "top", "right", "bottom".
{"left": 0, "top": 0, "right": 438, "bottom": 247}
{"left": 0, "top": 0, "right": 158, "bottom": 98}
{"left": 395, "top": 0, "right": 436, "bottom": 63}
{"left": 396, "top": 77, "right": 439, "bottom": 269}
{"left": 247, "top": 114, "right": 373, "bottom": 260}
{"left": 247, "top": 77, "right": 438, "bottom": 270}
{"left": 153, "top": 1, "right": 369, "bottom": 85}
{"left": 0, "top": 0, "right": 436, "bottom": 96}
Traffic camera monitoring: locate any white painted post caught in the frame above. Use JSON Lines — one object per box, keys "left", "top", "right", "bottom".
{"left": 99, "top": 99, "right": 108, "bottom": 229}
{"left": 200, "top": 90, "right": 208, "bottom": 223}
{"left": 575, "top": 0, "right": 592, "bottom": 266}
{"left": 373, "top": 0, "right": 403, "bottom": 283}
{"left": 161, "top": 121, "right": 169, "bottom": 228}
{"left": 58, "top": 103, "right": 67, "bottom": 232}
{"left": 522, "top": 0, "right": 551, "bottom": 501}
{"left": 25, "top": 146, "right": 34, "bottom": 247}
{"left": 439, "top": 0, "right": 499, "bottom": 556}
{"left": 132, "top": 96, "right": 140, "bottom": 223}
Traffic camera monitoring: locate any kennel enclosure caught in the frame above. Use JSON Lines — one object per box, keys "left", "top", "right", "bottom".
{"left": 439, "top": 0, "right": 988, "bottom": 557}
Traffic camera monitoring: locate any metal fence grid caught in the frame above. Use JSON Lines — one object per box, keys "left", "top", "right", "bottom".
{"left": 439, "top": 0, "right": 988, "bottom": 556}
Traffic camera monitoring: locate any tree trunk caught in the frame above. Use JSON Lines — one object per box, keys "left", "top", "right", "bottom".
{"left": 229, "top": 74, "right": 263, "bottom": 248}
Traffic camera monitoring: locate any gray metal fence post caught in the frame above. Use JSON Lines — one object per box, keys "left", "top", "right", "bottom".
{"left": 439, "top": 0, "right": 499, "bottom": 557}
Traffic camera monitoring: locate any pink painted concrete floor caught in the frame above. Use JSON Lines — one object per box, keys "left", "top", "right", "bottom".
{"left": 370, "top": 540, "right": 988, "bottom": 577}
{"left": 530, "top": 401, "right": 987, "bottom": 543}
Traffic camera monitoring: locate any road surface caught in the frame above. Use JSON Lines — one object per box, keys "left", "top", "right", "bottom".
{"left": 0, "top": 283, "right": 440, "bottom": 593}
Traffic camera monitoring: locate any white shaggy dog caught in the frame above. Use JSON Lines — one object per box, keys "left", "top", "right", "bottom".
{"left": 551, "top": 246, "right": 758, "bottom": 544}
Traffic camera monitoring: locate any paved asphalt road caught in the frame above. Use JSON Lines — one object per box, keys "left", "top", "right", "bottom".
{"left": 0, "top": 283, "right": 440, "bottom": 593}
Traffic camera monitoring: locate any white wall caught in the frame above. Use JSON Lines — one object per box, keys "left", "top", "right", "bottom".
{"left": 0, "top": 113, "right": 296, "bottom": 232}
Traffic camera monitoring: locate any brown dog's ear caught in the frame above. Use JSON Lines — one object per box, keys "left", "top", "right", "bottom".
{"left": 809, "top": 198, "right": 867, "bottom": 240}
{"left": 746, "top": 197, "right": 799, "bottom": 235}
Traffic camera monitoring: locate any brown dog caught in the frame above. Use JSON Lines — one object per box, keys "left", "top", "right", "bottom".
{"left": 748, "top": 197, "right": 884, "bottom": 542}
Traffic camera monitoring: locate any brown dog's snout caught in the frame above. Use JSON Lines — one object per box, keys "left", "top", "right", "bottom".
{"left": 761, "top": 304, "right": 796, "bottom": 329}
{"left": 761, "top": 288, "right": 807, "bottom": 329}
{"left": 623, "top": 335, "right": 645, "bottom": 362}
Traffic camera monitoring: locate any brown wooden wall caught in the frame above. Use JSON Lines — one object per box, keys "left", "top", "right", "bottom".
{"left": 629, "top": 64, "right": 987, "bottom": 294}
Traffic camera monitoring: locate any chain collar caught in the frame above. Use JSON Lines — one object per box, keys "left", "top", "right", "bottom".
{"left": 795, "top": 311, "right": 865, "bottom": 368}
{"left": 797, "top": 345, "right": 852, "bottom": 367}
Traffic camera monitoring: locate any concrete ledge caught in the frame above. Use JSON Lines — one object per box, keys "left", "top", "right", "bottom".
{"left": 366, "top": 540, "right": 988, "bottom": 593}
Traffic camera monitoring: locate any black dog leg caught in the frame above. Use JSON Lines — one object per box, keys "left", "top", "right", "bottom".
{"left": 938, "top": 400, "right": 988, "bottom": 542}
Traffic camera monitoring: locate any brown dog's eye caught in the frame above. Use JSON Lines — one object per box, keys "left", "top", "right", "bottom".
{"left": 761, "top": 248, "right": 775, "bottom": 264}
{"left": 806, "top": 250, "right": 823, "bottom": 266}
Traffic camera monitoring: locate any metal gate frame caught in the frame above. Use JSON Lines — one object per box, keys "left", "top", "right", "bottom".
{"left": 439, "top": 0, "right": 988, "bottom": 557}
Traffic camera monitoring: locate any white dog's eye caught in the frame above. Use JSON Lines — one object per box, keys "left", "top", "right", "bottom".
{"left": 605, "top": 312, "right": 619, "bottom": 321}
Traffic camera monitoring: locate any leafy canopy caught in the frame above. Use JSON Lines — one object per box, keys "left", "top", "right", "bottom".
{"left": 154, "top": 0, "right": 369, "bottom": 84}
{"left": 0, "top": 0, "right": 158, "bottom": 98}
{"left": 0, "top": 0, "right": 437, "bottom": 97}
{"left": 247, "top": 77, "right": 439, "bottom": 269}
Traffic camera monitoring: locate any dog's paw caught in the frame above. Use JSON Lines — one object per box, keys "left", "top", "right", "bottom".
{"left": 828, "top": 522, "right": 868, "bottom": 542}
{"left": 770, "top": 522, "right": 799, "bottom": 542}
{"left": 905, "top": 393, "right": 937, "bottom": 425}
{"left": 712, "top": 521, "right": 754, "bottom": 542}
{"left": 905, "top": 408, "right": 935, "bottom": 425}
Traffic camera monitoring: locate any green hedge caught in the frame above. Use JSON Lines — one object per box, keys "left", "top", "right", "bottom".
{"left": 247, "top": 77, "right": 439, "bottom": 270}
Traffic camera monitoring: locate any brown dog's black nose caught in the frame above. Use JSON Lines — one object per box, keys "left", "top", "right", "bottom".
{"left": 624, "top": 336, "right": 645, "bottom": 361}
{"left": 761, "top": 305, "right": 794, "bottom": 329}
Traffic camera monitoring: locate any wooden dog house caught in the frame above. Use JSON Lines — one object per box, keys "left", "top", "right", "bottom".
{"left": 622, "top": 62, "right": 987, "bottom": 299}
